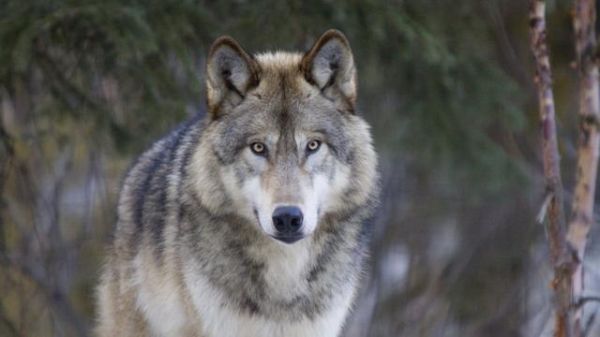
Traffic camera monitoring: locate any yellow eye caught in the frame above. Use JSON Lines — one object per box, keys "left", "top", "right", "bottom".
{"left": 306, "top": 140, "right": 321, "bottom": 153}
{"left": 251, "top": 142, "right": 266, "bottom": 155}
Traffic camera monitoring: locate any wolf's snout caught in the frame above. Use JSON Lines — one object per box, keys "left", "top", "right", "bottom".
{"left": 271, "top": 206, "right": 304, "bottom": 243}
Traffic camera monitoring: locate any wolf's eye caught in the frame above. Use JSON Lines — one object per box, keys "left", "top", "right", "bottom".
{"left": 250, "top": 142, "right": 266, "bottom": 155}
{"left": 306, "top": 140, "right": 321, "bottom": 153}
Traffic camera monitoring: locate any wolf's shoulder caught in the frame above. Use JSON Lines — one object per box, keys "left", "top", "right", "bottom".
{"left": 113, "top": 113, "right": 205, "bottom": 252}
{"left": 122, "top": 114, "right": 204, "bottom": 189}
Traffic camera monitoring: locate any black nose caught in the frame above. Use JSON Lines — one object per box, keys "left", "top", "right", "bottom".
{"left": 272, "top": 206, "right": 304, "bottom": 236}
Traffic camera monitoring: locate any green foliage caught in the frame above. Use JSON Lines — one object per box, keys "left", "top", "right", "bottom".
{"left": 0, "top": 0, "right": 527, "bottom": 187}
{"left": 0, "top": 0, "right": 214, "bottom": 152}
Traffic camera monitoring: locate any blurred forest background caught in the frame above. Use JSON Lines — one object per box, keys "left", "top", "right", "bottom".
{"left": 1, "top": 0, "right": 599, "bottom": 336}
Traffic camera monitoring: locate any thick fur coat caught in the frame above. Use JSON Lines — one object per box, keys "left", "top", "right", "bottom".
{"left": 96, "top": 30, "right": 379, "bottom": 337}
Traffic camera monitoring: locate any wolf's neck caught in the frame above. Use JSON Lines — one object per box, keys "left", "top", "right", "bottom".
{"left": 247, "top": 238, "right": 314, "bottom": 300}
{"left": 181, "top": 202, "right": 368, "bottom": 319}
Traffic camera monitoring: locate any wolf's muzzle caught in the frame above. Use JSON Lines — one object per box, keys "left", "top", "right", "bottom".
{"left": 272, "top": 206, "right": 304, "bottom": 244}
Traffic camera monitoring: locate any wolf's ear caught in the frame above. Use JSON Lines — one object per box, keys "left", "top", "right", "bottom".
{"left": 301, "top": 30, "right": 357, "bottom": 108}
{"left": 206, "top": 36, "right": 260, "bottom": 116}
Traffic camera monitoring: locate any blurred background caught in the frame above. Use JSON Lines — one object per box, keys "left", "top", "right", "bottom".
{"left": 1, "top": 0, "right": 600, "bottom": 336}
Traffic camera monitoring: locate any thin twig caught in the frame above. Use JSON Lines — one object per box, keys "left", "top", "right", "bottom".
{"left": 574, "top": 296, "right": 600, "bottom": 308}
{"left": 528, "top": 1, "right": 574, "bottom": 336}
{"left": 537, "top": 191, "right": 554, "bottom": 225}
{"left": 583, "top": 311, "right": 596, "bottom": 337}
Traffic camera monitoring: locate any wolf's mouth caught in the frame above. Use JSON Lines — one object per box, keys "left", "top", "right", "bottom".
{"left": 271, "top": 234, "right": 305, "bottom": 244}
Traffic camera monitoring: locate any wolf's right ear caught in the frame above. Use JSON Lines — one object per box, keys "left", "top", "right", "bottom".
{"left": 206, "top": 36, "right": 260, "bottom": 116}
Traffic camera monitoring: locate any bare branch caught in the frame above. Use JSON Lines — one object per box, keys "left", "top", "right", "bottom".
{"left": 567, "top": 0, "right": 600, "bottom": 336}
{"left": 528, "top": 1, "right": 574, "bottom": 336}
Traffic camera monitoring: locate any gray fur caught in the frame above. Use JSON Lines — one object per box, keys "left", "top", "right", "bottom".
{"left": 96, "top": 29, "right": 379, "bottom": 337}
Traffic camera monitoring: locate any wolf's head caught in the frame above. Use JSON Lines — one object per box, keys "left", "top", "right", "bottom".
{"left": 191, "top": 30, "right": 377, "bottom": 245}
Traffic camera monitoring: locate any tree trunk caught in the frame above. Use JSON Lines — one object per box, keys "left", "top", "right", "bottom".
{"left": 568, "top": 1, "right": 600, "bottom": 336}
{"left": 528, "top": 1, "right": 574, "bottom": 336}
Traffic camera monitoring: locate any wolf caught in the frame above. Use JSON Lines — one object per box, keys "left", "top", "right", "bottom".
{"left": 95, "top": 29, "right": 379, "bottom": 337}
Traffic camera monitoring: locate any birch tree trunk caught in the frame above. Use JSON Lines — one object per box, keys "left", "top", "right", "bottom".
{"left": 528, "top": 1, "right": 573, "bottom": 336}
{"left": 568, "top": 1, "right": 600, "bottom": 336}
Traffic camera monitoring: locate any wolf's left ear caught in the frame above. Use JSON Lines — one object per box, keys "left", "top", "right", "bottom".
{"left": 301, "top": 30, "right": 357, "bottom": 108}
{"left": 206, "top": 36, "right": 260, "bottom": 116}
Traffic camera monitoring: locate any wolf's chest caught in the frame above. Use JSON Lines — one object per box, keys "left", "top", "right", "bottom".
{"left": 185, "top": 273, "right": 355, "bottom": 337}
{"left": 175, "top": 221, "right": 363, "bottom": 336}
